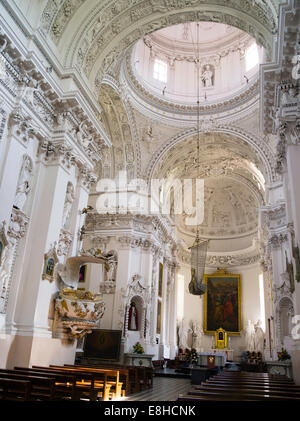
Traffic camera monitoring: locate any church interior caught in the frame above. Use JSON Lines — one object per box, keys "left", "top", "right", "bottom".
{"left": 0, "top": 0, "right": 300, "bottom": 403}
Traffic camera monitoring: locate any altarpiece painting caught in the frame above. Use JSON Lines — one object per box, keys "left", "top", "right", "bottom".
{"left": 203, "top": 269, "right": 242, "bottom": 335}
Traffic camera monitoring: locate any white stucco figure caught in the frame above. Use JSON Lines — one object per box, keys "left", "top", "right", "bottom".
{"left": 254, "top": 319, "right": 265, "bottom": 354}
{"left": 178, "top": 318, "right": 189, "bottom": 350}
{"left": 244, "top": 319, "right": 255, "bottom": 352}
{"left": 14, "top": 180, "right": 31, "bottom": 211}
{"left": 14, "top": 157, "right": 32, "bottom": 211}
{"left": 193, "top": 324, "right": 204, "bottom": 351}
{"left": 62, "top": 183, "right": 75, "bottom": 229}
{"left": 201, "top": 65, "right": 213, "bottom": 87}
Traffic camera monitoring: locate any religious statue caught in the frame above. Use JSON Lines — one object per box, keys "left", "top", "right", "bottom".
{"left": 178, "top": 318, "right": 190, "bottom": 350}
{"left": 76, "top": 122, "right": 93, "bottom": 148}
{"left": 128, "top": 302, "right": 138, "bottom": 331}
{"left": 62, "top": 183, "right": 75, "bottom": 230}
{"left": 13, "top": 156, "right": 32, "bottom": 211}
{"left": 192, "top": 323, "right": 204, "bottom": 351}
{"left": 244, "top": 319, "right": 255, "bottom": 352}
{"left": 201, "top": 65, "right": 213, "bottom": 88}
{"left": 14, "top": 180, "right": 31, "bottom": 211}
{"left": 254, "top": 319, "right": 265, "bottom": 354}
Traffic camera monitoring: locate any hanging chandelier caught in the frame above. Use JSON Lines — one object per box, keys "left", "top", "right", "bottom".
{"left": 188, "top": 22, "right": 209, "bottom": 296}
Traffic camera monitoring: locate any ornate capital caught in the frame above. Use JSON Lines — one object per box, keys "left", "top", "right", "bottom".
{"left": 38, "top": 139, "right": 76, "bottom": 169}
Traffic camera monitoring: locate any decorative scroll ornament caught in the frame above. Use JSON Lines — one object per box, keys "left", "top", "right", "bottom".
{"left": 189, "top": 234, "right": 208, "bottom": 296}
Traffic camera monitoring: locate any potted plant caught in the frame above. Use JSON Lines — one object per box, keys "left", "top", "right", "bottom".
{"left": 133, "top": 341, "right": 144, "bottom": 354}
{"left": 277, "top": 348, "right": 291, "bottom": 361}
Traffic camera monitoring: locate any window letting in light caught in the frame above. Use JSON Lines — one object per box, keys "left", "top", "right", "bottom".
{"left": 245, "top": 43, "right": 259, "bottom": 71}
{"left": 153, "top": 59, "right": 167, "bottom": 83}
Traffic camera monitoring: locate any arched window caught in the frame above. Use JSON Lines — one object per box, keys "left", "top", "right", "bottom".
{"left": 245, "top": 43, "right": 259, "bottom": 72}
{"left": 153, "top": 58, "right": 167, "bottom": 83}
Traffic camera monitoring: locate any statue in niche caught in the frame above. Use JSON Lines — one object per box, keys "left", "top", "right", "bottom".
{"left": 201, "top": 64, "right": 214, "bottom": 88}
{"left": 13, "top": 156, "right": 32, "bottom": 212}
{"left": 254, "top": 320, "right": 265, "bottom": 354}
{"left": 128, "top": 301, "right": 138, "bottom": 331}
{"left": 62, "top": 183, "right": 75, "bottom": 230}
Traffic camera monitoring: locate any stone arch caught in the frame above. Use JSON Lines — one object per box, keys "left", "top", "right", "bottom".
{"left": 98, "top": 81, "right": 140, "bottom": 179}
{"left": 145, "top": 125, "right": 277, "bottom": 186}
{"left": 40, "top": 1, "right": 278, "bottom": 89}
{"left": 275, "top": 296, "right": 295, "bottom": 350}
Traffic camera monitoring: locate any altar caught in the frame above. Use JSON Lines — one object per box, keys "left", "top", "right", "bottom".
{"left": 124, "top": 353, "right": 154, "bottom": 367}
{"left": 198, "top": 350, "right": 234, "bottom": 367}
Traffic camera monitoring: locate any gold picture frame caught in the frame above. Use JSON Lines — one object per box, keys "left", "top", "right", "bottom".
{"left": 158, "top": 262, "right": 163, "bottom": 297}
{"left": 42, "top": 243, "right": 58, "bottom": 283}
{"left": 156, "top": 300, "right": 162, "bottom": 334}
{"left": 203, "top": 269, "right": 242, "bottom": 336}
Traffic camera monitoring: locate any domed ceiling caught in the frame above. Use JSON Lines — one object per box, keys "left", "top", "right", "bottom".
{"left": 152, "top": 132, "right": 264, "bottom": 247}
{"left": 131, "top": 21, "right": 263, "bottom": 106}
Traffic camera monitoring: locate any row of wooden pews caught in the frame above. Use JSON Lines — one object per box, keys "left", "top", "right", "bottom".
{"left": 63, "top": 363, "right": 153, "bottom": 396}
{"left": 178, "top": 371, "right": 300, "bottom": 401}
{"left": 0, "top": 363, "right": 154, "bottom": 401}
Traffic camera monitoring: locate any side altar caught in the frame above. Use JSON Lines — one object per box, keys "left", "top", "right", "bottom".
{"left": 124, "top": 353, "right": 154, "bottom": 367}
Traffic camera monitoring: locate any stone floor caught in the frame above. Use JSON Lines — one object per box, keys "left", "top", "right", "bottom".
{"left": 122, "top": 376, "right": 192, "bottom": 401}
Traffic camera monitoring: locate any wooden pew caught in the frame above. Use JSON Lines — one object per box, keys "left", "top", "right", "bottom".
{"left": 192, "top": 385, "right": 300, "bottom": 399}
{"left": 30, "top": 366, "right": 103, "bottom": 401}
{"left": 198, "top": 381, "right": 300, "bottom": 393}
{"left": 50, "top": 365, "right": 123, "bottom": 400}
{"left": 34, "top": 365, "right": 119, "bottom": 400}
{"left": 14, "top": 367, "right": 79, "bottom": 400}
{"left": 63, "top": 364, "right": 131, "bottom": 396}
{"left": 0, "top": 378, "right": 32, "bottom": 401}
{"left": 65, "top": 362, "right": 153, "bottom": 395}
{"left": 178, "top": 370, "right": 300, "bottom": 402}
{"left": 0, "top": 370, "right": 56, "bottom": 400}
{"left": 206, "top": 378, "right": 298, "bottom": 387}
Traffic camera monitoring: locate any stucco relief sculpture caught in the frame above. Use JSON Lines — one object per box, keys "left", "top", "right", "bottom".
{"left": 62, "top": 183, "right": 75, "bottom": 230}
{"left": 55, "top": 288, "right": 105, "bottom": 339}
{"left": 13, "top": 156, "right": 32, "bottom": 212}
{"left": 54, "top": 250, "right": 112, "bottom": 339}
{"left": 101, "top": 250, "right": 118, "bottom": 294}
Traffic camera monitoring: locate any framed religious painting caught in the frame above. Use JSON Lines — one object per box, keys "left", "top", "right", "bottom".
{"left": 42, "top": 243, "right": 58, "bottom": 283}
{"left": 156, "top": 300, "right": 162, "bottom": 334}
{"left": 203, "top": 269, "right": 242, "bottom": 335}
{"left": 158, "top": 262, "right": 163, "bottom": 297}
